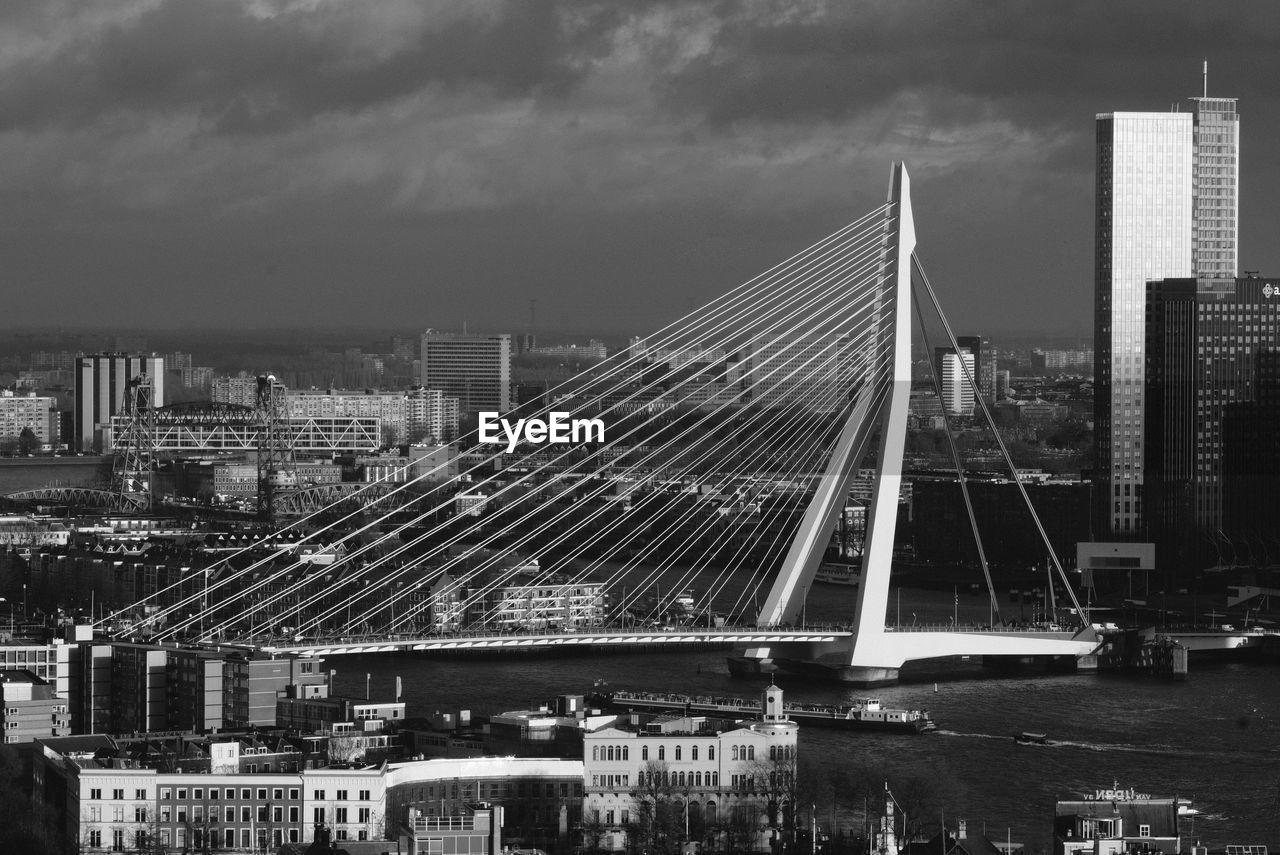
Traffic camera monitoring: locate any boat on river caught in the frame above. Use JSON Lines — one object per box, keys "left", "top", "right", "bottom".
{"left": 587, "top": 684, "right": 935, "bottom": 733}
{"left": 814, "top": 563, "right": 860, "bottom": 586}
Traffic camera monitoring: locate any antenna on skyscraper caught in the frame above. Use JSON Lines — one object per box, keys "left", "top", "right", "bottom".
{"left": 1203, "top": 59, "right": 1208, "bottom": 98}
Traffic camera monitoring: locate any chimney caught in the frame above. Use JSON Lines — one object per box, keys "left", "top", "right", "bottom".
{"left": 958, "top": 820, "right": 967, "bottom": 840}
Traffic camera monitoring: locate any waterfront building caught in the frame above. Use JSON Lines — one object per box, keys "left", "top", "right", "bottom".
{"left": 73, "top": 354, "right": 165, "bottom": 452}
{"left": 419, "top": 331, "right": 512, "bottom": 415}
{"left": 1054, "top": 784, "right": 1184, "bottom": 855}
{"left": 1094, "top": 81, "right": 1239, "bottom": 537}
{"left": 1146, "top": 274, "right": 1280, "bottom": 572}
{"left": 0, "top": 390, "right": 59, "bottom": 449}
{"left": 582, "top": 684, "right": 799, "bottom": 853}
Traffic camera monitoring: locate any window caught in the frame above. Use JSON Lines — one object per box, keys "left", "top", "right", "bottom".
{"left": 194, "top": 788, "right": 203, "bottom": 800}
{"left": 225, "top": 806, "right": 234, "bottom": 822}
{"left": 658, "top": 746, "right": 665, "bottom": 760}
{"left": 335, "top": 807, "right": 348, "bottom": 823}
{"left": 112, "top": 788, "right": 124, "bottom": 800}
{"left": 241, "top": 806, "right": 251, "bottom": 822}
{"left": 708, "top": 746, "right": 715, "bottom": 760}
{"left": 177, "top": 788, "right": 187, "bottom": 801}
{"left": 273, "top": 788, "right": 284, "bottom": 800}
{"left": 641, "top": 746, "right": 649, "bottom": 761}
{"left": 160, "top": 807, "right": 171, "bottom": 823}
{"left": 1139, "top": 825, "right": 1151, "bottom": 837}
{"left": 359, "top": 789, "right": 370, "bottom": 801}
{"left": 315, "top": 807, "right": 326, "bottom": 823}
{"left": 314, "top": 790, "right": 326, "bottom": 801}
{"left": 88, "top": 830, "right": 101, "bottom": 848}
{"left": 290, "top": 806, "right": 300, "bottom": 823}
{"left": 359, "top": 807, "right": 371, "bottom": 823}
{"left": 257, "top": 788, "right": 267, "bottom": 801}
{"left": 289, "top": 788, "right": 300, "bottom": 800}
{"left": 675, "top": 746, "right": 682, "bottom": 760}
{"left": 159, "top": 788, "right": 170, "bottom": 800}
{"left": 747, "top": 746, "right": 754, "bottom": 760}
{"left": 692, "top": 746, "right": 698, "bottom": 760}
{"left": 177, "top": 807, "right": 187, "bottom": 823}
{"left": 113, "top": 829, "right": 125, "bottom": 851}
{"left": 336, "top": 789, "right": 348, "bottom": 801}
{"left": 112, "top": 806, "right": 124, "bottom": 822}
{"left": 90, "top": 788, "right": 102, "bottom": 800}
{"left": 241, "top": 789, "right": 251, "bottom": 800}
{"left": 273, "top": 806, "right": 284, "bottom": 823}
{"left": 134, "top": 807, "right": 147, "bottom": 822}
{"left": 135, "top": 788, "right": 146, "bottom": 800}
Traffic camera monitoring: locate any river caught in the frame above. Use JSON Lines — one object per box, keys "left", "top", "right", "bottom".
{"left": 331, "top": 641, "right": 1280, "bottom": 854}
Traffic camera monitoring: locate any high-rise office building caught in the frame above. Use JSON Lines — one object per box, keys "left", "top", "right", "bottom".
{"left": 1145, "top": 275, "right": 1280, "bottom": 573}
{"left": 73, "top": 354, "right": 165, "bottom": 452}
{"left": 1095, "top": 76, "right": 1240, "bottom": 538}
{"left": 1191, "top": 92, "right": 1240, "bottom": 278}
{"left": 937, "top": 347, "right": 976, "bottom": 416}
{"left": 932, "top": 336, "right": 985, "bottom": 414}
{"left": 419, "top": 331, "right": 512, "bottom": 414}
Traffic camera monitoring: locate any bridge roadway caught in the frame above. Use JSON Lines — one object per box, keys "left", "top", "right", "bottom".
{"left": 248, "top": 622, "right": 1094, "bottom": 659}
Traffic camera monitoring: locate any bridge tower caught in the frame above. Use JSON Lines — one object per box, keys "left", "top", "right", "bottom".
{"left": 254, "top": 374, "right": 296, "bottom": 519}
{"left": 112, "top": 375, "right": 154, "bottom": 512}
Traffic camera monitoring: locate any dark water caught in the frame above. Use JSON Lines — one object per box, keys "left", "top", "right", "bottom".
{"left": 0, "top": 457, "right": 110, "bottom": 493}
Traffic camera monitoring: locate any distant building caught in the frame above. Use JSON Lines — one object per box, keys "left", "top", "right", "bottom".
{"left": 0, "top": 390, "right": 59, "bottom": 448}
{"left": 405, "top": 387, "right": 459, "bottom": 443}
{"left": 73, "top": 354, "right": 165, "bottom": 452}
{"left": 745, "top": 334, "right": 854, "bottom": 411}
{"left": 287, "top": 389, "right": 408, "bottom": 445}
{"left": 419, "top": 332, "right": 512, "bottom": 415}
{"left": 211, "top": 373, "right": 261, "bottom": 408}
{"left": 935, "top": 341, "right": 978, "bottom": 416}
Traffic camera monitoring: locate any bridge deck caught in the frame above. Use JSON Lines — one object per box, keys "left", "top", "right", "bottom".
{"left": 245, "top": 623, "right": 1098, "bottom": 658}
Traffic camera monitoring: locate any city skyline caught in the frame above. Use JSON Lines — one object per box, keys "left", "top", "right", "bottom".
{"left": 1, "top": 3, "right": 1279, "bottom": 335}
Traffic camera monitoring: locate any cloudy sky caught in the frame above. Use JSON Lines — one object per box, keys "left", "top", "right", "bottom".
{"left": 2, "top": 1, "right": 1278, "bottom": 336}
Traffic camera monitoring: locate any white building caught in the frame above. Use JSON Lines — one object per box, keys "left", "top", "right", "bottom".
{"left": 288, "top": 390, "right": 408, "bottom": 445}
{"left": 0, "top": 390, "right": 59, "bottom": 448}
{"left": 73, "top": 354, "right": 165, "bottom": 452}
{"left": 939, "top": 348, "right": 976, "bottom": 416}
{"left": 582, "top": 684, "right": 799, "bottom": 852}
{"left": 1095, "top": 85, "right": 1238, "bottom": 536}
{"left": 406, "top": 387, "right": 460, "bottom": 443}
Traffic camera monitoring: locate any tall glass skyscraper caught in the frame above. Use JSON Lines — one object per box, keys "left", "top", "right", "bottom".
{"left": 1094, "top": 88, "right": 1240, "bottom": 538}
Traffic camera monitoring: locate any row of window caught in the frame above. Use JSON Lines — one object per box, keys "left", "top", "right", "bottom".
{"left": 636, "top": 744, "right": 718, "bottom": 762}
{"left": 637, "top": 770, "right": 720, "bottom": 789}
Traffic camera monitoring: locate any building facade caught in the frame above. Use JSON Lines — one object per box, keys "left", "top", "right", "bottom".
{"left": 0, "top": 391, "right": 59, "bottom": 449}
{"left": 420, "top": 332, "right": 512, "bottom": 415}
{"left": 406, "top": 387, "right": 460, "bottom": 444}
{"left": 73, "top": 355, "right": 165, "bottom": 452}
{"left": 582, "top": 685, "right": 799, "bottom": 853}
{"left": 1145, "top": 275, "right": 1280, "bottom": 572}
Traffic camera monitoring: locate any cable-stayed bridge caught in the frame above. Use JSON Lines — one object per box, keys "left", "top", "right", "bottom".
{"left": 99, "top": 163, "right": 1101, "bottom": 684}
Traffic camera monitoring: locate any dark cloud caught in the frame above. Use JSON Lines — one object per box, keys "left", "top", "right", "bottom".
{"left": 0, "top": 1, "right": 626, "bottom": 134}
{"left": 0, "top": 1, "right": 1277, "bottom": 335}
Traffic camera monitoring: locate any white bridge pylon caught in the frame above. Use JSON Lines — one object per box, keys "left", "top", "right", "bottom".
{"left": 746, "top": 163, "right": 1099, "bottom": 683}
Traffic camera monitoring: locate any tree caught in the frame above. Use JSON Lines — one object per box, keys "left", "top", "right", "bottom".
{"left": 17, "top": 427, "right": 40, "bottom": 455}
{"left": 630, "top": 760, "right": 686, "bottom": 855}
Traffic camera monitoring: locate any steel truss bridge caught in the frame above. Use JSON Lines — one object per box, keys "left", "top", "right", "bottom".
{"left": 100, "top": 163, "right": 1102, "bottom": 684}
